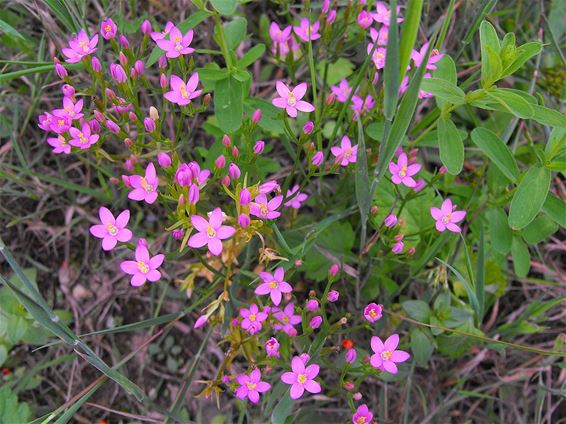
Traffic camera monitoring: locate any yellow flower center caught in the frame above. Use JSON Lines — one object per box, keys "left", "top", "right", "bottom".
{"left": 381, "top": 350, "right": 392, "bottom": 360}
{"left": 356, "top": 417, "right": 367, "bottom": 424}
{"left": 207, "top": 226, "right": 216, "bottom": 238}
{"left": 65, "top": 105, "right": 74, "bottom": 116}
{"left": 106, "top": 222, "right": 118, "bottom": 235}
{"left": 282, "top": 316, "right": 289, "bottom": 323}
{"left": 78, "top": 40, "right": 89, "bottom": 51}
{"left": 138, "top": 261, "right": 149, "bottom": 273}
{"left": 173, "top": 35, "right": 181, "bottom": 43}
{"left": 78, "top": 132, "right": 88, "bottom": 144}
{"left": 249, "top": 314, "right": 256, "bottom": 322}
{"left": 297, "top": 373, "right": 307, "bottom": 384}
{"left": 369, "top": 309, "right": 378, "bottom": 318}
{"left": 442, "top": 214, "right": 451, "bottom": 224}
{"left": 180, "top": 85, "right": 189, "bottom": 99}
{"left": 345, "top": 148, "right": 352, "bottom": 158}
{"left": 399, "top": 165, "right": 407, "bottom": 177}
{"left": 287, "top": 92, "right": 297, "bottom": 106}
{"left": 141, "top": 177, "right": 153, "bottom": 193}
{"left": 246, "top": 382, "right": 257, "bottom": 390}
{"left": 58, "top": 136, "right": 67, "bottom": 146}
{"left": 57, "top": 119, "right": 65, "bottom": 127}
{"left": 260, "top": 204, "right": 268, "bottom": 215}
{"left": 105, "top": 25, "right": 112, "bottom": 33}
{"left": 269, "top": 280, "right": 278, "bottom": 289}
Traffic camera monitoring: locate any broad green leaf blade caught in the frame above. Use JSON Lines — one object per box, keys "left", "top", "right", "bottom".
{"left": 508, "top": 166, "right": 551, "bottom": 230}
{"left": 501, "top": 42, "right": 543, "bottom": 78}
{"left": 238, "top": 43, "right": 266, "bottom": 68}
{"left": 488, "top": 207, "right": 512, "bottom": 254}
{"left": 544, "top": 128, "right": 566, "bottom": 160}
{"left": 432, "top": 55, "right": 458, "bottom": 110}
{"left": 542, "top": 193, "right": 566, "bottom": 228}
{"left": 223, "top": 17, "right": 247, "bottom": 50}
{"left": 522, "top": 215, "right": 559, "bottom": 244}
{"left": 383, "top": 0, "right": 400, "bottom": 120}
{"left": 437, "top": 116, "right": 465, "bottom": 175}
{"left": 436, "top": 258, "right": 480, "bottom": 320}
{"left": 487, "top": 89, "right": 534, "bottom": 119}
{"left": 511, "top": 236, "right": 530, "bottom": 277}
{"left": 470, "top": 128, "right": 519, "bottom": 182}
{"left": 214, "top": 76, "right": 243, "bottom": 133}
{"left": 210, "top": 0, "right": 237, "bottom": 15}
{"left": 398, "top": 0, "right": 424, "bottom": 83}
{"left": 271, "top": 392, "right": 293, "bottom": 424}
{"left": 479, "top": 21, "right": 501, "bottom": 86}
{"left": 410, "top": 328, "right": 434, "bottom": 365}
{"left": 0, "top": 19, "right": 25, "bottom": 41}
{"left": 531, "top": 105, "right": 566, "bottom": 129}
{"left": 420, "top": 78, "right": 466, "bottom": 105}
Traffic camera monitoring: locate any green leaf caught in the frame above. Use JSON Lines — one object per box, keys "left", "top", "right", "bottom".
{"left": 238, "top": 43, "right": 265, "bottom": 68}
{"left": 197, "top": 64, "right": 230, "bottom": 81}
{"left": 470, "top": 128, "right": 519, "bottom": 182}
{"left": 224, "top": 17, "right": 247, "bottom": 50}
{"left": 544, "top": 128, "right": 566, "bottom": 160}
{"left": 511, "top": 236, "right": 530, "bottom": 277}
{"left": 420, "top": 78, "right": 466, "bottom": 105}
{"left": 475, "top": 228, "right": 485, "bottom": 320}
{"left": 383, "top": 0, "right": 400, "bottom": 120}
{"left": 437, "top": 116, "right": 465, "bottom": 175}
{"left": 0, "top": 387, "right": 31, "bottom": 423}
{"left": 214, "top": 76, "right": 243, "bottom": 133}
{"left": 487, "top": 89, "right": 534, "bottom": 119}
{"left": 316, "top": 58, "right": 354, "bottom": 85}
{"left": 479, "top": 21, "right": 501, "bottom": 86}
{"left": 531, "top": 105, "right": 566, "bottom": 129}
{"left": 542, "top": 193, "right": 566, "bottom": 228}
{"left": 398, "top": 0, "right": 424, "bottom": 83}
{"left": 508, "top": 166, "right": 551, "bottom": 230}
{"left": 210, "top": 0, "right": 238, "bottom": 15}
{"left": 432, "top": 55, "right": 458, "bottom": 110}
{"left": 501, "top": 42, "right": 543, "bottom": 78}
{"left": 410, "top": 327, "right": 434, "bottom": 365}
{"left": 43, "top": 0, "right": 80, "bottom": 33}
{"left": 0, "top": 19, "right": 25, "bottom": 41}
{"left": 488, "top": 207, "right": 512, "bottom": 254}
{"left": 271, "top": 392, "right": 293, "bottom": 424}
{"left": 355, "top": 120, "right": 371, "bottom": 236}
{"left": 499, "top": 32, "right": 516, "bottom": 69}
{"left": 402, "top": 300, "right": 431, "bottom": 321}
{"left": 436, "top": 258, "right": 480, "bottom": 321}
{"left": 522, "top": 215, "right": 559, "bottom": 244}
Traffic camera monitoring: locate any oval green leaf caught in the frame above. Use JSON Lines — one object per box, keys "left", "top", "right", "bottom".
{"left": 508, "top": 166, "right": 551, "bottom": 230}
{"left": 437, "top": 116, "right": 465, "bottom": 175}
{"left": 470, "top": 127, "right": 520, "bottom": 182}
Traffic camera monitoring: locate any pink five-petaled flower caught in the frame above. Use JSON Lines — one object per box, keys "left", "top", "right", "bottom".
{"left": 331, "top": 79, "right": 352, "bottom": 103}
{"left": 188, "top": 208, "right": 236, "bottom": 256}
{"left": 164, "top": 73, "right": 202, "bottom": 106}
{"left": 250, "top": 194, "right": 283, "bottom": 220}
{"left": 62, "top": 30, "right": 98, "bottom": 63}
{"left": 389, "top": 152, "right": 421, "bottom": 187}
{"left": 129, "top": 163, "right": 159, "bottom": 204}
{"left": 47, "top": 135, "right": 71, "bottom": 154}
{"left": 331, "top": 136, "right": 358, "bottom": 166}
{"left": 372, "top": 2, "right": 403, "bottom": 26}
{"left": 155, "top": 26, "right": 194, "bottom": 58}
{"left": 255, "top": 267, "right": 292, "bottom": 306}
{"left": 284, "top": 185, "right": 309, "bottom": 209}
{"left": 89, "top": 207, "right": 132, "bottom": 251}
{"left": 120, "top": 241, "right": 165, "bottom": 287}
{"left": 265, "top": 337, "right": 280, "bottom": 357}
{"left": 269, "top": 22, "right": 292, "bottom": 44}
{"left": 281, "top": 356, "right": 322, "bottom": 400}
{"left": 364, "top": 303, "right": 383, "bottom": 323}
{"left": 273, "top": 303, "right": 302, "bottom": 335}
{"left": 53, "top": 97, "right": 84, "bottom": 120}
{"left": 411, "top": 42, "right": 444, "bottom": 70}
{"left": 272, "top": 81, "right": 315, "bottom": 118}
{"left": 240, "top": 303, "right": 268, "bottom": 335}
{"left": 100, "top": 18, "right": 117, "bottom": 40}
{"left": 430, "top": 198, "right": 466, "bottom": 233}
{"left": 235, "top": 369, "right": 271, "bottom": 404}
{"left": 370, "top": 334, "right": 410, "bottom": 374}
{"left": 293, "top": 18, "right": 321, "bottom": 42}
{"left": 352, "top": 404, "right": 373, "bottom": 424}
{"left": 69, "top": 122, "right": 99, "bottom": 150}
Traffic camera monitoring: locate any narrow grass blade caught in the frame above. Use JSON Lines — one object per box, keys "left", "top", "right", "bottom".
{"left": 476, "top": 228, "right": 485, "bottom": 320}
{"left": 383, "top": 0, "right": 400, "bottom": 120}
{"left": 398, "top": 0, "right": 423, "bottom": 83}
{"left": 436, "top": 257, "right": 480, "bottom": 322}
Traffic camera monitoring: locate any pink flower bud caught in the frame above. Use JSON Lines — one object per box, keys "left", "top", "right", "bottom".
{"left": 91, "top": 57, "right": 101, "bottom": 73}
{"left": 439, "top": 165, "right": 447, "bottom": 174}
{"left": 124, "top": 159, "right": 134, "bottom": 171}
{"left": 101, "top": 18, "right": 117, "bottom": 40}
{"left": 119, "top": 51, "right": 128, "bottom": 67}
{"left": 194, "top": 315, "right": 208, "bottom": 329}
{"left": 414, "top": 180, "right": 425, "bottom": 192}
{"left": 53, "top": 57, "right": 67, "bottom": 79}
{"left": 121, "top": 175, "right": 131, "bottom": 187}
{"left": 326, "top": 10, "right": 337, "bottom": 23}
{"left": 358, "top": 11, "right": 373, "bottom": 28}
{"left": 222, "top": 134, "right": 231, "bottom": 147}
{"left": 329, "top": 263, "right": 340, "bottom": 276}
{"left": 295, "top": 259, "right": 303, "bottom": 266}
{"left": 252, "top": 108, "right": 262, "bottom": 124}
{"left": 394, "top": 233, "right": 404, "bottom": 242}
{"left": 239, "top": 188, "right": 251, "bottom": 205}
{"left": 134, "top": 60, "right": 145, "bottom": 76}
{"left": 110, "top": 63, "right": 127, "bottom": 83}
{"left": 299, "top": 353, "right": 311, "bottom": 364}
{"left": 94, "top": 110, "right": 105, "bottom": 122}
{"left": 178, "top": 194, "right": 185, "bottom": 206}
{"left": 89, "top": 119, "right": 101, "bottom": 133}
{"left": 172, "top": 229, "right": 184, "bottom": 240}
{"left": 310, "top": 315, "right": 322, "bottom": 329}
{"left": 408, "top": 247, "right": 416, "bottom": 255}
{"left": 238, "top": 213, "right": 250, "bottom": 227}
{"left": 221, "top": 175, "right": 231, "bottom": 186}
{"left": 231, "top": 146, "right": 239, "bottom": 157}
{"left": 353, "top": 392, "right": 362, "bottom": 401}
{"left": 160, "top": 73, "right": 168, "bottom": 89}
{"left": 188, "top": 184, "right": 199, "bottom": 204}
{"left": 158, "top": 55, "right": 167, "bottom": 68}
{"left": 303, "top": 121, "right": 314, "bottom": 134}
{"left": 105, "top": 88, "right": 116, "bottom": 100}
{"left": 327, "top": 290, "right": 339, "bottom": 302}
{"left": 384, "top": 214, "right": 398, "bottom": 227}
{"left": 344, "top": 382, "right": 354, "bottom": 391}
{"left": 215, "top": 155, "right": 226, "bottom": 169}
{"left": 124, "top": 137, "right": 133, "bottom": 147}
{"left": 326, "top": 93, "right": 336, "bottom": 105}
{"left": 106, "top": 120, "right": 120, "bottom": 134}
{"left": 228, "top": 163, "right": 241, "bottom": 179}
{"left": 128, "top": 112, "right": 137, "bottom": 122}
{"left": 370, "top": 205, "right": 378, "bottom": 215}
{"left": 392, "top": 241, "right": 404, "bottom": 254}
{"left": 61, "top": 84, "right": 75, "bottom": 97}
{"left": 118, "top": 34, "right": 129, "bottom": 49}
{"left": 312, "top": 151, "right": 324, "bottom": 166}
{"left": 253, "top": 140, "right": 265, "bottom": 154}
{"left": 345, "top": 348, "right": 357, "bottom": 363}
{"left": 143, "top": 117, "right": 156, "bottom": 133}
{"left": 110, "top": 177, "right": 119, "bottom": 184}
{"left": 157, "top": 152, "right": 171, "bottom": 168}
{"left": 141, "top": 19, "right": 152, "bottom": 35}
{"left": 306, "top": 299, "right": 319, "bottom": 312}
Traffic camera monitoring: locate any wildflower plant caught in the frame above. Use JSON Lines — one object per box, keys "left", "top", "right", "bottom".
{"left": 1, "top": 0, "right": 565, "bottom": 422}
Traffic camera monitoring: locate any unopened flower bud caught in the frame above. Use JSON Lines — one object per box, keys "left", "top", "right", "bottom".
{"left": 231, "top": 146, "right": 239, "bottom": 157}
{"left": 148, "top": 106, "right": 159, "bottom": 121}
{"left": 158, "top": 55, "right": 167, "bottom": 68}
{"left": 123, "top": 138, "right": 133, "bottom": 148}
{"left": 252, "top": 108, "right": 262, "bottom": 124}
{"left": 310, "top": 316, "right": 322, "bottom": 329}
{"left": 239, "top": 188, "right": 251, "bottom": 205}
{"left": 439, "top": 165, "right": 447, "bottom": 175}
{"left": 203, "top": 93, "right": 212, "bottom": 107}
{"left": 329, "top": 263, "right": 340, "bottom": 276}
{"left": 141, "top": 19, "right": 152, "bottom": 35}
{"left": 143, "top": 117, "right": 156, "bottom": 133}
{"left": 178, "top": 194, "right": 185, "bottom": 206}
{"left": 124, "top": 159, "right": 134, "bottom": 171}
{"left": 326, "top": 9, "right": 337, "bottom": 23}
{"left": 188, "top": 184, "right": 199, "bottom": 204}
{"left": 128, "top": 111, "right": 137, "bottom": 122}
{"left": 370, "top": 205, "right": 378, "bottom": 215}
{"left": 345, "top": 348, "right": 357, "bottom": 363}
{"left": 222, "top": 134, "right": 231, "bottom": 147}
{"left": 327, "top": 290, "right": 339, "bottom": 302}
{"left": 253, "top": 140, "right": 265, "bottom": 154}
{"left": 61, "top": 84, "right": 75, "bottom": 98}
{"left": 228, "top": 163, "right": 241, "bottom": 179}
{"left": 295, "top": 259, "right": 303, "bottom": 266}
{"left": 94, "top": 110, "right": 105, "bottom": 122}
{"left": 121, "top": 175, "right": 131, "bottom": 187}
{"left": 53, "top": 57, "right": 67, "bottom": 79}
{"left": 215, "top": 155, "right": 226, "bottom": 169}
{"left": 326, "top": 93, "right": 336, "bottom": 105}
{"left": 160, "top": 73, "right": 168, "bottom": 89}
{"left": 91, "top": 56, "right": 101, "bottom": 73}
{"left": 134, "top": 60, "right": 145, "bottom": 76}
{"left": 157, "top": 152, "right": 171, "bottom": 168}
{"left": 384, "top": 213, "right": 398, "bottom": 227}
{"left": 312, "top": 151, "right": 323, "bottom": 166}
{"left": 110, "top": 177, "right": 119, "bottom": 184}
{"left": 118, "top": 34, "right": 129, "bottom": 49}
{"left": 306, "top": 299, "right": 319, "bottom": 312}
{"left": 119, "top": 51, "right": 128, "bottom": 67}
{"left": 353, "top": 392, "right": 362, "bottom": 401}
{"left": 238, "top": 213, "right": 250, "bottom": 227}
{"left": 344, "top": 382, "right": 354, "bottom": 391}
{"left": 172, "top": 228, "right": 184, "bottom": 240}
{"left": 303, "top": 121, "right": 314, "bottom": 134}
{"left": 221, "top": 175, "right": 231, "bottom": 186}
{"left": 106, "top": 120, "right": 120, "bottom": 134}
{"left": 105, "top": 88, "right": 116, "bottom": 100}
{"left": 194, "top": 315, "right": 208, "bottom": 329}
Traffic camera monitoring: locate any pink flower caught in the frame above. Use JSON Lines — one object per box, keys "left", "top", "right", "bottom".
{"left": 188, "top": 208, "right": 236, "bottom": 256}
{"left": 327, "top": 290, "right": 339, "bottom": 302}
{"left": 155, "top": 26, "right": 194, "bottom": 58}
{"left": 250, "top": 194, "right": 283, "bottom": 220}
{"left": 306, "top": 299, "right": 319, "bottom": 312}
{"left": 53, "top": 97, "right": 83, "bottom": 120}
{"left": 272, "top": 81, "right": 315, "bottom": 118}
{"left": 358, "top": 11, "right": 373, "bottom": 28}
{"left": 351, "top": 95, "right": 375, "bottom": 119}
{"left": 273, "top": 303, "right": 302, "bottom": 335}
{"left": 293, "top": 18, "right": 320, "bottom": 42}
{"left": 370, "top": 334, "right": 410, "bottom": 374}
{"left": 100, "top": 18, "right": 117, "bottom": 40}
{"left": 345, "top": 348, "right": 357, "bottom": 363}
{"left": 330, "top": 79, "right": 352, "bottom": 103}
{"left": 392, "top": 241, "right": 404, "bottom": 254}
{"left": 270, "top": 22, "right": 292, "bottom": 44}
{"left": 265, "top": 337, "right": 280, "bottom": 357}
{"left": 255, "top": 267, "right": 292, "bottom": 306}
{"left": 331, "top": 136, "right": 358, "bottom": 166}
{"left": 312, "top": 151, "right": 324, "bottom": 166}
{"left": 329, "top": 263, "right": 340, "bottom": 276}
{"left": 430, "top": 198, "right": 466, "bottom": 233}
{"left": 284, "top": 185, "right": 308, "bottom": 209}
{"left": 164, "top": 73, "right": 202, "bottom": 106}
{"left": 129, "top": 163, "right": 159, "bottom": 204}
{"left": 389, "top": 153, "right": 421, "bottom": 187}
{"left": 310, "top": 315, "right": 322, "bottom": 329}
{"left": 372, "top": 2, "right": 403, "bottom": 26}
{"left": 369, "top": 26, "right": 389, "bottom": 47}
{"left": 69, "top": 122, "right": 99, "bottom": 149}
{"left": 326, "top": 10, "right": 337, "bottom": 24}
{"left": 141, "top": 19, "right": 152, "bottom": 35}
{"left": 384, "top": 214, "right": 398, "bottom": 227}
{"left": 258, "top": 180, "right": 280, "bottom": 194}
{"left": 157, "top": 152, "right": 172, "bottom": 168}
{"left": 364, "top": 303, "right": 383, "bottom": 323}
{"left": 62, "top": 30, "right": 98, "bottom": 63}
{"left": 281, "top": 356, "right": 321, "bottom": 399}
{"left": 352, "top": 404, "right": 373, "bottom": 424}
{"left": 110, "top": 63, "right": 127, "bottom": 83}
{"left": 120, "top": 241, "right": 165, "bottom": 287}
{"left": 194, "top": 315, "right": 208, "bottom": 329}
{"left": 235, "top": 369, "right": 271, "bottom": 404}
{"left": 240, "top": 304, "right": 268, "bottom": 335}
{"left": 150, "top": 21, "right": 175, "bottom": 42}
{"left": 174, "top": 162, "right": 210, "bottom": 187}
{"left": 46, "top": 135, "right": 71, "bottom": 154}
{"left": 89, "top": 207, "right": 132, "bottom": 251}
{"left": 411, "top": 42, "right": 444, "bottom": 70}
{"left": 368, "top": 45, "right": 387, "bottom": 69}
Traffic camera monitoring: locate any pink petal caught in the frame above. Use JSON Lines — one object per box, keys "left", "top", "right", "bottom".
{"left": 276, "top": 80, "right": 290, "bottom": 97}
{"left": 446, "top": 223, "right": 462, "bottom": 233}
{"left": 331, "top": 146, "right": 343, "bottom": 156}
{"left": 292, "top": 82, "right": 307, "bottom": 99}
{"left": 290, "top": 383, "right": 304, "bottom": 400}
{"left": 248, "top": 390, "right": 260, "bottom": 403}
{"left": 305, "top": 364, "right": 319, "bottom": 379}
{"left": 236, "top": 374, "right": 249, "bottom": 385}
{"left": 286, "top": 105, "right": 298, "bottom": 118}
{"left": 128, "top": 188, "right": 146, "bottom": 201}
{"left": 101, "top": 236, "right": 117, "bottom": 251}
{"left": 371, "top": 336, "right": 384, "bottom": 354}
{"left": 402, "top": 176, "right": 417, "bottom": 187}
{"left": 207, "top": 238, "right": 223, "bottom": 256}
{"left": 131, "top": 273, "right": 147, "bottom": 287}
{"left": 304, "top": 380, "right": 321, "bottom": 394}
{"left": 188, "top": 232, "right": 208, "bottom": 248}
{"left": 89, "top": 224, "right": 107, "bottom": 239}
{"left": 391, "top": 175, "right": 403, "bottom": 185}
{"left": 272, "top": 97, "right": 288, "bottom": 109}
{"left": 256, "top": 382, "right": 271, "bottom": 392}
{"left": 268, "top": 195, "right": 283, "bottom": 210}
{"left": 430, "top": 207, "right": 443, "bottom": 220}
{"left": 135, "top": 245, "right": 150, "bottom": 263}
{"left": 271, "top": 290, "right": 282, "bottom": 306}
{"left": 115, "top": 209, "right": 130, "bottom": 228}
{"left": 291, "top": 356, "right": 305, "bottom": 374}
{"left": 120, "top": 261, "right": 139, "bottom": 275}
{"left": 391, "top": 350, "right": 410, "bottom": 363}
{"left": 235, "top": 386, "right": 248, "bottom": 400}
{"left": 98, "top": 207, "right": 114, "bottom": 225}
{"left": 191, "top": 215, "right": 209, "bottom": 232}
{"left": 250, "top": 369, "right": 261, "bottom": 382}
{"left": 280, "top": 372, "right": 296, "bottom": 384}
{"left": 145, "top": 191, "right": 158, "bottom": 204}
{"left": 149, "top": 254, "right": 165, "bottom": 269}
{"left": 146, "top": 270, "right": 161, "bottom": 282}
{"left": 406, "top": 163, "right": 421, "bottom": 176}
{"left": 279, "top": 281, "right": 292, "bottom": 293}
{"left": 169, "top": 74, "right": 184, "bottom": 91}
{"left": 436, "top": 221, "right": 446, "bottom": 232}
{"left": 384, "top": 334, "right": 400, "bottom": 351}
{"left": 450, "top": 211, "right": 466, "bottom": 223}
{"left": 370, "top": 353, "right": 383, "bottom": 369}
{"left": 398, "top": 153, "right": 408, "bottom": 167}
{"left": 295, "top": 101, "right": 315, "bottom": 112}
{"left": 382, "top": 361, "right": 398, "bottom": 374}
{"left": 341, "top": 136, "right": 352, "bottom": 149}
{"left": 441, "top": 198, "right": 453, "bottom": 215}
{"left": 209, "top": 207, "right": 223, "bottom": 228}
{"left": 255, "top": 283, "right": 271, "bottom": 295}
{"left": 116, "top": 229, "right": 132, "bottom": 242}
{"left": 186, "top": 72, "right": 199, "bottom": 92}
{"left": 216, "top": 225, "right": 235, "bottom": 240}
{"left": 274, "top": 267, "right": 285, "bottom": 282}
